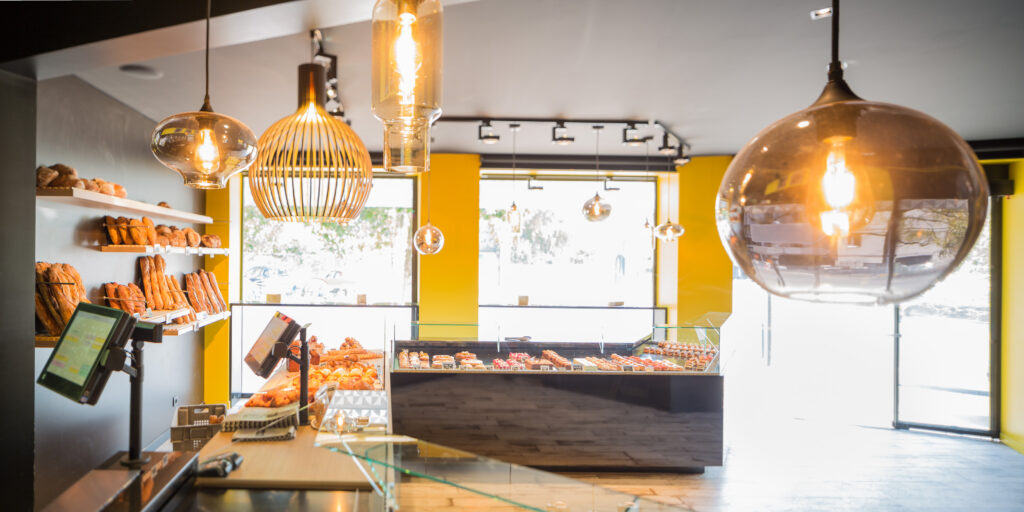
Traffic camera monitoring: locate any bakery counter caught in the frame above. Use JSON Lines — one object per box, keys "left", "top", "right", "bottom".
{"left": 390, "top": 340, "right": 723, "bottom": 471}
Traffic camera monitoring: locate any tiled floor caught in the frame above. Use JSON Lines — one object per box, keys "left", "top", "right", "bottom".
{"left": 564, "top": 416, "right": 1024, "bottom": 511}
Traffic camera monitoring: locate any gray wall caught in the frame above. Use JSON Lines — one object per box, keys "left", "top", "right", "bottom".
{"left": 0, "top": 69, "right": 38, "bottom": 511}
{"left": 33, "top": 76, "right": 205, "bottom": 508}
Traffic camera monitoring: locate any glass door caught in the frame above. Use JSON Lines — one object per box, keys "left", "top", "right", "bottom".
{"left": 894, "top": 203, "right": 997, "bottom": 435}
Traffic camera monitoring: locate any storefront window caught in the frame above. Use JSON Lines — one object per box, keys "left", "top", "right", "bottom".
{"left": 479, "top": 178, "right": 655, "bottom": 307}
{"left": 241, "top": 176, "right": 415, "bottom": 304}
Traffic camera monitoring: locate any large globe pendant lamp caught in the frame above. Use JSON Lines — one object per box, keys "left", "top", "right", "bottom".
{"left": 249, "top": 60, "right": 373, "bottom": 222}
{"left": 372, "top": 0, "right": 443, "bottom": 174}
{"left": 716, "top": 0, "right": 988, "bottom": 305}
{"left": 151, "top": 0, "right": 257, "bottom": 189}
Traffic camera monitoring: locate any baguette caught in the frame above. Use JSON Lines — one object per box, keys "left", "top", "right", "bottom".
{"left": 129, "top": 219, "right": 148, "bottom": 245}
{"left": 35, "top": 292, "right": 62, "bottom": 335}
{"left": 141, "top": 217, "right": 158, "bottom": 247}
{"left": 116, "top": 217, "right": 130, "bottom": 245}
{"left": 140, "top": 257, "right": 161, "bottom": 310}
{"left": 153, "top": 255, "right": 175, "bottom": 309}
{"left": 197, "top": 271, "right": 220, "bottom": 313}
{"left": 185, "top": 273, "right": 209, "bottom": 313}
{"left": 36, "top": 263, "right": 64, "bottom": 331}
{"left": 105, "top": 216, "right": 122, "bottom": 245}
{"left": 204, "top": 270, "right": 227, "bottom": 312}
{"left": 104, "top": 283, "right": 121, "bottom": 311}
{"left": 127, "top": 283, "right": 145, "bottom": 312}
{"left": 61, "top": 263, "right": 88, "bottom": 303}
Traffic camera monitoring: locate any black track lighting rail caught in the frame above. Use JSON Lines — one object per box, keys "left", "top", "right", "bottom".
{"left": 438, "top": 115, "right": 689, "bottom": 150}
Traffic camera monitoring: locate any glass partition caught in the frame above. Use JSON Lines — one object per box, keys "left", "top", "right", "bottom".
{"left": 316, "top": 431, "right": 691, "bottom": 511}
{"left": 229, "top": 304, "right": 413, "bottom": 397}
{"left": 478, "top": 305, "right": 665, "bottom": 343}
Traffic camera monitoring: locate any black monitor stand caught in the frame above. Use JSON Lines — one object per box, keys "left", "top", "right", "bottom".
{"left": 102, "top": 321, "right": 163, "bottom": 469}
{"left": 272, "top": 326, "right": 310, "bottom": 425}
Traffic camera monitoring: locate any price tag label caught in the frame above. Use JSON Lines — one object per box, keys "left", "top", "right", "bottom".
{"left": 540, "top": 365, "right": 553, "bottom": 371}
{"left": 572, "top": 363, "right": 584, "bottom": 371}
{"left": 621, "top": 365, "right": 635, "bottom": 372}
{"left": 442, "top": 361, "right": 455, "bottom": 370}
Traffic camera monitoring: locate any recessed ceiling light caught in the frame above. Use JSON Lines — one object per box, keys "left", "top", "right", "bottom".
{"left": 118, "top": 64, "right": 163, "bottom": 80}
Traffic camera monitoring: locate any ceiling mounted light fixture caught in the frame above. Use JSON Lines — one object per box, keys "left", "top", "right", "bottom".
{"left": 372, "top": 0, "right": 443, "bottom": 173}
{"left": 552, "top": 121, "right": 575, "bottom": 146}
{"left": 622, "top": 122, "right": 648, "bottom": 147}
{"left": 506, "top": 122, "right": 523, "bottom": 234}
{"left": 582, "top": 125, "right": 612, "bottom": 222}
{"left": 415, "top": 170, "right": 444, "bottom": 255}
{"left": 673, "top": 145, "right": 691, "bottom": 167}
{"left": 151, "top": 0, "right": 257, "bottom": 189}
{"left": 248, "top": 32, "right": 373, "bottom": 222}
{"left": 478, "top": 120, "right": 500, "bottom": 145}
{"left": 716, "top": 0, "right": 988, "bottom": 305}
{"left": 658, "top": 132, "right": 678, "bottom": 156}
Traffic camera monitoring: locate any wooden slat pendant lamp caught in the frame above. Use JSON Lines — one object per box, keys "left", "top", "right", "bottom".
{"left": 249, "top": 61, "right": 373, "bottom": 222}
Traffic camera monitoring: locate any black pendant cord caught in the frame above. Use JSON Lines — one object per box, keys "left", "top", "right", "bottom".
{"left": 827, "top": 0, "right": 842, "bottom": 81}
{"left": 200, "top": 0, "right": 213, "bottom": 112}
{"left": 511, "top": 123, "right": 518, "bottom": 200}
{"left": 593, "top": 125, "right": 603, "bottom": 190}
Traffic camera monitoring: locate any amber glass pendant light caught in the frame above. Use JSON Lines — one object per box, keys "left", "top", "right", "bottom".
{"left": 372, "top": 0, "right": 443, "bottom": 173}
{"left": 654, "top": 141, "right": 684, "bottom": 242}
{"left": 248, "top": 35, "right": 373, "bottom": 222}
{"left": 151, "top": 0, "right": 257, "bottom": 189}
{"left": 716, "top": 0, "right": 988, "bottom": 305}
{"left": 506, "top": 123, "right": 523, "bottom": 234}
{"left": 414, "top": 170, "right": 444, "bottom": 255}
{"left": 582, "top": 126, "right": 612, "bottom": 222}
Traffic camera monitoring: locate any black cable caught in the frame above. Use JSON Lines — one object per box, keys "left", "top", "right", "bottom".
{"left": 202, "top": 0, "right": 212, "bottom": 111}
{"left": 831, "top": 0, "right": 840, "bottom": 67}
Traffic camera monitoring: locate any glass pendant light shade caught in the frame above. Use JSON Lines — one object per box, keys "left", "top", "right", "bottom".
{"left": 151, "top": 111, "right": 257, "bottom": 188}
{"left": 414, "top": 222, "right": 444, "bottom": 255}
{"left": 372, "top": 0, "right": 443, "bottom": 173}
{"left": 717, "top": 82, "right": 988, "bottom": 304}
{"left": 582, "top": 193, "right": 612, "bottom": 222}
{"left": 655, "top": 222, "right": 684, "bottom": 242}
{"left": 249, "top": 64, "right": 373, "bottom": 222}
{"left": 506, "top": 201, "right": 523, "bottom": 233}
{"left": 150, "top": 0, "right": 256, "bottom": 189}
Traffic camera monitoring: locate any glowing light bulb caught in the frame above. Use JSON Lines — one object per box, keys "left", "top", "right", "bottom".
{"left": 394, "top": 12, "right": 420, "bottom": 106}
{"left": 655, "top": 222, "right": 684, "bottom": 241}
{"left": 582, "top": 193, "right": 611, "bottom": 221}
{"left": 195, "top": 128, "right": 220, "bottom": 172}
{"left": 819, "top": 140, "right": 856, "bottom": 236}
{"left": 414, "top": 222, "right": 444, "bottom": 255}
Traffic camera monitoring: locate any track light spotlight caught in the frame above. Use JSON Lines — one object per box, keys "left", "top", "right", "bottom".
{"left": 552, "top": 122, "right": 575, "bottom": 146}
{"left": 658, "top": 132, "right": 678, "bottom": 156}
{"left": 673, "top": 146, "right": 691, "bottom": 166}
{"left": 622, "top": 122, "right": 647, "bottom": 147}
{"left": 478, "top": 121, "right": 500, "bottom": 144}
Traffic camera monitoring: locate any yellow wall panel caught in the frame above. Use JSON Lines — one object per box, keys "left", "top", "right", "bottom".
{"left": 676, "top": 156, "right": 733, "bottom": 325}
{"left": 1002, "top": 160, "right": 1024, "bottom": 454}
{"left": 417, "top": 154, "right": 481, "bottom": 340}
{"left": 203, "top": 174, "right": 241, "bottom": 405}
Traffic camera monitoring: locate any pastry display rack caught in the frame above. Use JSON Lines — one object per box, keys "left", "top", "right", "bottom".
{"left": 34, "top": 307, "right": 194, "bottom": 347}
{"left": 162, "top": 311, "right": 231, "bottom": 337}
{"left": 315, "top": 431, "right": 693, "bottom": 511}
{"left": 391, "top": 337, "right": 720, "bottom": 375}
{"left": 36, "top": 187, "right": 213, "bottom": 224}
{"left": 98, "top": 244, "right": 229, "bottom": 257}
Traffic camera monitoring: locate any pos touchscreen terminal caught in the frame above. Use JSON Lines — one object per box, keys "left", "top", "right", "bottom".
{"left": 37, "top": 303, "right": 134, "bottom": 404}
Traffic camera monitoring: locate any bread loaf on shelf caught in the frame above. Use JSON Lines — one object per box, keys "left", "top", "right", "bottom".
{"left": 34, "top": 261, "right": 89, "bottom": 336}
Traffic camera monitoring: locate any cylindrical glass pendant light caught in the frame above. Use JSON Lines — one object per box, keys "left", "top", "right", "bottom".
{"left": 506, "top": 123, "right": 523, "bottom": 233}
{"left": 583, "top": 125, "right": 612, "bottom": 222}
{"left": 372, "top": 0, "right": 443, "bottom": 174}
{"left": 249, "top": 62, "right": 373, "bottom": 222}
{"left": 415, "top": 170, "right": 444, "bottom": 254}
{"left": 716, "top": 0, "right": 988, "bottom": 304}
{"left": 151, "top": 0, "right": 257, "bottom": 188}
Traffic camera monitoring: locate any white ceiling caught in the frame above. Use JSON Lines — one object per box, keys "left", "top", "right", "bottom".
{"left": 73, "top": 0, "right": 1024, "bottom": 157}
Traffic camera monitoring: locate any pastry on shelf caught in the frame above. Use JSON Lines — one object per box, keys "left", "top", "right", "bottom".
{"left": 34, "top": 261, "right": 90, "bottom": 335}
{"left": 36, "top": 166, "right": 59, "bottom": 187}
{"left": 200, "top": 234, "right": 222, "bottom": 248}
{"left": 36, "top": 163, "right": 127, "bottom": 197}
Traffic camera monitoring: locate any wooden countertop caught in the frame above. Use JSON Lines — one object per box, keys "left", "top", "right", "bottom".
{"left": 195, "top": 426, "right": 372, "bottom": 490}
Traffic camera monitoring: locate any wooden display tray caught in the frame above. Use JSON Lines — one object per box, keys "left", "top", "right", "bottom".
{"left": 99, "top": 244, "right": 229, "bottom": 256}
{"left": 36, "top": 187, "right": 213, "bottom": 224}
{"left": 163, "top": 311, "right": 231, "bottom": 336}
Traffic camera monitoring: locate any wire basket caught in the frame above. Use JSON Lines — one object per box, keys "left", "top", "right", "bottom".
{"left": 170, "top": 404, "right": 226, "bottom": 451}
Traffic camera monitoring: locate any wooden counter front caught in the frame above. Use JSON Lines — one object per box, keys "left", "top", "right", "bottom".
{"left": 195, "top": 426, "right": 372, "bottom": 490}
